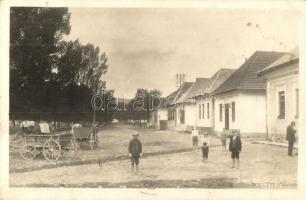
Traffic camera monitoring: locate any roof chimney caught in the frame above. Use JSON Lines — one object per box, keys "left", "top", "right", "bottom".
{"left": 176, "top": 73, "right": 185, "bottom": 88}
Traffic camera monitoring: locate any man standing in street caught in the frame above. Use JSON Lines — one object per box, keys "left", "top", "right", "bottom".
{"left": 286, "top": 121, "right": 296, "bottom": 156}
{"left": 129, "top": 131, "right": 142, "bottom": 173}
{"left": 229, "top": 131, "right": 242, "bottom": 168}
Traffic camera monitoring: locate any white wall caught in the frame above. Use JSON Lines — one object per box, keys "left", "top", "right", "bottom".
{"left": 158, "top": 109, "right": 168, "bottom": 121}
{"left": 195, "top": 98, "right": 213, "bottom": 128}
{"left": 265, "top": 62, "right": 299, "bottom": 138}
{"left": 172, "top": 102, "right": 195, "bottom": 130}
{"left": 214, "top": 91, "right": 266, "bottom": 136}
{"left": 185, "top": 103, "right": 196, "bottom": 127}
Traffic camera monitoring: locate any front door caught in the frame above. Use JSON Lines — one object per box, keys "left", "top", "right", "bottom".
{"left": 225, "top": 104, "right": 229, "bottom": 130}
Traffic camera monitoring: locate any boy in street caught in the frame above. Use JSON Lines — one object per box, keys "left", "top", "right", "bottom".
{"left": 202, "top": 142, "right": 209, "bottom": 160}
{"left": 229, "top": 131, "right": 242, "bottom": 168}
{"left": 191, "top": 126, "right": 200, "bottom": 151}
{"left": 286, "top": 121, "right": 296, "bottom": 156}
{"left": 221, "top": 131, "right": 227, "bottom": 151}
{"left": 128, "top": 131, "right": 142, "bottom": 173}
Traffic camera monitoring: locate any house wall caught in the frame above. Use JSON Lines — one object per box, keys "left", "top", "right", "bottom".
{"left": 158, "top": 109, "right": 168, "bottom": 121}
{"left": 195, "top": 97, "right": 214, "bottom": 134}
{"left": 185, "top": 103, "right": 196, "bottom": 127}
{"left": 167, "top": 107, "right": 176, "bottom": 127}
{"left": 265, "top": 62, "right": 299, "bottom": 138}
{"left": 150, "top": 109, "right": 168, "bottom": 129}
{"left": 214, "top": 90, "right": 266, "bottom": 137}
{"left": 171, "top": 102, "right": 195, "bottom": 131}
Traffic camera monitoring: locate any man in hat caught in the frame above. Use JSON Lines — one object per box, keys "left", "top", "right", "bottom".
{"left": 229, "top": 131, "right": 242, "bottom": 168}
{"left": 286, "top": 121, "right": 296, "bottom": 156}
{"left": 128, "top": 131, "right": 142, "bottom": 173}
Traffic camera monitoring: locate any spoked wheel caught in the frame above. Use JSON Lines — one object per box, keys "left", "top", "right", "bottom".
{"left": 19, "top": 144, "right": 36, "bottom": 160}
{"left": 43, "top": 139, "right": 61, "bottom": 162}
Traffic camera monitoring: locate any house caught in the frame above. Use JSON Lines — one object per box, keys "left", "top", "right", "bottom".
{"left": 192, "top": 69, "right": 236, "bottom": 135}
{"left": 257, "top": 48, "right": 299, "bottom": 139}
{"left": 167, "top": 82, "right": 194, "bottom": 130}
{"left": 150, "top": 98, "right": 169, "bottom": 130}
{"left": 175, "top": 78, "right": 209, "bottom": 131}
{"left": 210, "top": 51, "right": 285, "bottom": 137}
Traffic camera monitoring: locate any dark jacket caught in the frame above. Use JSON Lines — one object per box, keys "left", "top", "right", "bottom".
{"left": 286, "top": 125, "right": 296, "bottom": 142}
{"left": 202, "top": 145, "right": 209, "bottom": 154}
{"left": 229, "top": 136, "right": 241, "bottom": 152}
{"left": 129, "top": 138, "right": 142, "bottom": 157}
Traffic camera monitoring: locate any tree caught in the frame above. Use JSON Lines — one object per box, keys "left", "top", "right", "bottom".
{"left": 10, "top": 7, "right": 71, "bottom": 120}
{"left": 127, "top": 89, "right": 162, "bottom": 121}
{"left": 10, "top": 8, "right": 112, "bottom": 125}
{"left": 56, "top": 40, "right": 108, "bottom": 93}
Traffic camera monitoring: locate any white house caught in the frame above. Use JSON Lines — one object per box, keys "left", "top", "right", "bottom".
{"left": 150, "top": 97, "right": 169, "bottom": 129}
{"left": 167, "top": 82, "right": 193, "bottom": 130}
{"left": 210, "top": 51, "right": 285, "bottom": 137}
{"left": 150, "top": 107, "right": 168, "bottom": 130}
{"left": 257, "top": 48, "right": 299, "bottom": 139}
{"left": 192, "top": 69, "right": 235, "bottom": 135}
{"left": 175, "top": 78, "right": 209, "bottom": 131}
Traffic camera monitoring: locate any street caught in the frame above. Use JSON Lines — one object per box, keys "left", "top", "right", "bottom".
{"left": 10, "top": 125, "right": 297, "bottom": 188}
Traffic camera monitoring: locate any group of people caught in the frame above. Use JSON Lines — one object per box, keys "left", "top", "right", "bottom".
{"left": 190, "top": 126, "right": 241, "bottom": 168}
{"left": 127, "top": 121, "right": 296, "bottom": 173}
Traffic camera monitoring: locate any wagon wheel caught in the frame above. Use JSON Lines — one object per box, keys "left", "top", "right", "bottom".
{"left": 43, "top": 139, "right": 61, "bottom": 162}
{"left": 19, "top": 143, "right": 36, "bottom": 160}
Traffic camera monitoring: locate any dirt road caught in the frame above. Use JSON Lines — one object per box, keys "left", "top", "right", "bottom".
{"left": 10, "top": 143, "right": 297, "bottom": 188}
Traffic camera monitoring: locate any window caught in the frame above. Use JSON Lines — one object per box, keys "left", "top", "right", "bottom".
{"left": 296, "top": 89, "right": 299, "bottom": 118}
{"left": 202, "top": 103, "right": 205, "bottom": 119}
{"left": 207, "top": 103, "right": 210, "bottom": 119}
{"left": 278, "top": 91, "right": 285, "bottom": 119}
{"left": 219, "top": 104, "right": 222, "bottom": 122}
{"left": 232, "top": 102, "right": 235, "bottom": 122}
{"left": 199, "top": 104, "right": 201, "bottom": 119}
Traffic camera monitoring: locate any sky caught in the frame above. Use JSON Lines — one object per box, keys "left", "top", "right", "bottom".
{"left": 65, "top": 8, "right": 299, "bottom": 98}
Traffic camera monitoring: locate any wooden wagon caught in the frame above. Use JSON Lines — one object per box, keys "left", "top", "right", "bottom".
{"left": 19, "top": 123, "right": 78, "bottom": 162}
{"left": 72, "top": 126, "right": 99, "bottom": 150}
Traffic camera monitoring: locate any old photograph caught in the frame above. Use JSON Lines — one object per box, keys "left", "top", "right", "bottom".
{"left": 8, "top": 6, "right": 300, "bottom": 190}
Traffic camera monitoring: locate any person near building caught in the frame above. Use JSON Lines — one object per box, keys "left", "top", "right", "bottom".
{"left": 229, "top": 131, "right": 242, "bottom": 168}
{"left": 191, "top": 126, "right": 200, "bottom": 151}
{"left": 286, "top": 121, "right": 296, "bottom": 156}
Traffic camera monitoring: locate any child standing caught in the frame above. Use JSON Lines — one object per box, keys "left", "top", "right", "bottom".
{"left": 221, "top": 131, "right": 227, "bottom": 151}
{"left": 202, "top": 142, "right": 209, "bottom": 160}
{"left": 128, "top": 131, "right": 142, "bottom": 173}
{"left": 191, "top": 126, "right": 200, "bottom": 151}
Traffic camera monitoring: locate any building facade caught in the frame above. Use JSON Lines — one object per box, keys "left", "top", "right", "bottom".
{"left": 257, "top": 48, "right": 299, "bottom": 138}
{"left": 193, "top": 69, "right": 235, "bottom": 135}
{"left": 167, "top": 82, "right": 193, "bottom": 130}
{"left": 211, "top": 51, "right": 285, "bottom": 137}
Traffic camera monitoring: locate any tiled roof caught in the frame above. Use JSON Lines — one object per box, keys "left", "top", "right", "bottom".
{"left": 257, "top": 47, "right": 298, "bottom": 77}
{"left": 166, "top": 82, "right": 193, "bottom": 104}
{"left": 192, "top": 68, "right": 236, "bottom": 97}
{"left": 176, "top": 78, "right": 209, "bottom": 103}
{"left": 211, "top": 51, "right": 286, "bottom": 96}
